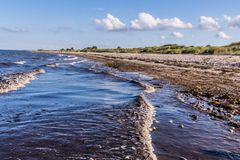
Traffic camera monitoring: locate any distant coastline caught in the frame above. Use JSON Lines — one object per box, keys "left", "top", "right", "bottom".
{"left": 37, "top": 42, "right": 240, "bottom": 55}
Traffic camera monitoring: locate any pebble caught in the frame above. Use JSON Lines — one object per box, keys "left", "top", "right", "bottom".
{"left": 152, "top": 127, "right": 157, "bottom": 131}
{"left": 131, "top": 147, "right": 136, "bottom": 150}
{"left": 179, "top": 156, "right": 188, "bottom": 160}
{"left": 190, "top": 114, "right": 198, "bottom": 121}
{"left": 207, "top": 107, "right": 213, "bottom": 111}
{"left": 179, "top": 124, "right": 184, "bottom": 128}
{"left": 154, "top": 120, "right": 160, "bottom": 123}
{"left": 230, "top": 126, "right": 235, "bottom": 130}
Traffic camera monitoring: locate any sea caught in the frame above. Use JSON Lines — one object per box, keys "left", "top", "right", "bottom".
{"left": 0, "top": 50, "right": 239, "bottom": 160}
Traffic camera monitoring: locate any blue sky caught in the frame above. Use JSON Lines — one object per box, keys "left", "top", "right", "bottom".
{"left": 0, "top": 0, "right": 240, "bottom": 50}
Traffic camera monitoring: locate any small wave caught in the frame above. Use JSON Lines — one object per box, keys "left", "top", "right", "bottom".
{"left": 63, "top": 57, "right": 78, "bottom": 61}
{"left": 12, "top": 61, "right": 26, "bottom": 65}
{"left": 0, "top": 68, "right": 45, "bottom": 94}
{"left": 88, "top": 63, "right": 157, "bottom": 159}
{"left": 139, "top": 94, "right": 157, "bottom": 160}
{"left": 0, "top": 61, "right": 26, "bottom": 66}
{"left": 122, "top": 95, "right": 157, "bottom": 160}
{"left": 68, "top": 60, "right": 87, "bottom": 65}
{"left": 54, "top": 60, "right": 87, "bottom": 66}
{"left": 44, "top": 63, "right": 59, "bottom": 68}
{"left": 89, "top": 65, "right": 156, "bottom": 93}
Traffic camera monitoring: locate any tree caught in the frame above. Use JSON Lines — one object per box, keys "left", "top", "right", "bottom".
{"left": 92, "top": 46, "right": 98, "bottom": 49}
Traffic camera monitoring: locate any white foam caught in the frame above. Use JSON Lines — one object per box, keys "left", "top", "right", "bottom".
{"left": 12, "top": 61, "right": 26, "bottom": 65}
{"left": 55, "top": 60, "right": 87, "bottom": 66}
{"left": 63, "top": 57, "right": 78, "bottom": 61}
{"left": 69, "top": 60, "right": 87, "bottom": 65}
{"left": 45, "top": 63, "right": 59, "bottom": 68}
{"left": 0, "top": 69, "right": 45, "bottom": 94}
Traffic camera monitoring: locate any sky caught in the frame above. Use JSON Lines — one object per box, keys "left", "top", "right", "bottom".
{"left": 0, "top": 0, "right": 240, "bottom": 50}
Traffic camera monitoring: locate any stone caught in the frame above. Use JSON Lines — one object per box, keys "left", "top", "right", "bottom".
{"left": 190, "top": 114, "right": 198, "bottom": 121}
{"left": 179, "top": 124, "right": 184, "bottom": 128}
{"left": 179, "top": 156, "right": 187, "bottom": 160}
{"left": 152, "top": 127, "right": 157, "bottom": 131}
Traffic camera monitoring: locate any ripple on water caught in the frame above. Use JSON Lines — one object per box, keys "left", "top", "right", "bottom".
{"left": 147, "top": 85, "right": 240, "bottom": 160}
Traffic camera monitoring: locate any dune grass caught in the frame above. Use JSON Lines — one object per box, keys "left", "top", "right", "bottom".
{"left": 39, "top": 42, "right": 240, "bottom": 55}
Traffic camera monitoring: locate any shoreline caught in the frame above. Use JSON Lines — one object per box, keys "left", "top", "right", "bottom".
{"left": 34, "top": 51, "right": 240, "bottom": 128}
{"left": 0, "top": 50, "right": 160, "bottom": 159}
{"left": 80, "top": 58, "right": 158, "bottom": 159}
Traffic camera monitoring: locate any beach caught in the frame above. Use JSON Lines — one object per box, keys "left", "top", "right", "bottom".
{"left": 2, "top": 1, "right": 240, "bottom": 159}
{"left": 45, "top": 52, "right": 239, "bottom": 127}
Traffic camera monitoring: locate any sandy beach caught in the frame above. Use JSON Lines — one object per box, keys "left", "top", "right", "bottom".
{"left": 42, "top": 51, "right": 240, "bottom": 127}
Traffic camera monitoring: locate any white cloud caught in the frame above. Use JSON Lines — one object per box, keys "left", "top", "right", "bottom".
{"left": 160, "top": 35, "right": 166, "bottom": 40}
{"left": 95, "top": 14, "right": 126, "bottom": 31}
{"left": 216, "top": 31, "right": 231, "bottom": 39}
{"left": 199, "top": 16, "right": 220, "bottom": 31}
{"left": 171, "top": 31, "right": 184, "bottom": 38}
{"left": 224, "top": 15, "right": 240, "bottom": 29}
{"left": 130, "top": 12, "right": 193, "bottom": 30}
{"left": 130, "top": 12, "right": 159, "bottom": 30}
{"left": 158, "top": 17, "right": 193, "bottom": 29}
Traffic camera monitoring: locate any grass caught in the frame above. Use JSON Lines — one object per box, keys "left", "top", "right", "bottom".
{"left": 38, "top": 42, "right": 240, "bottom": 55}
